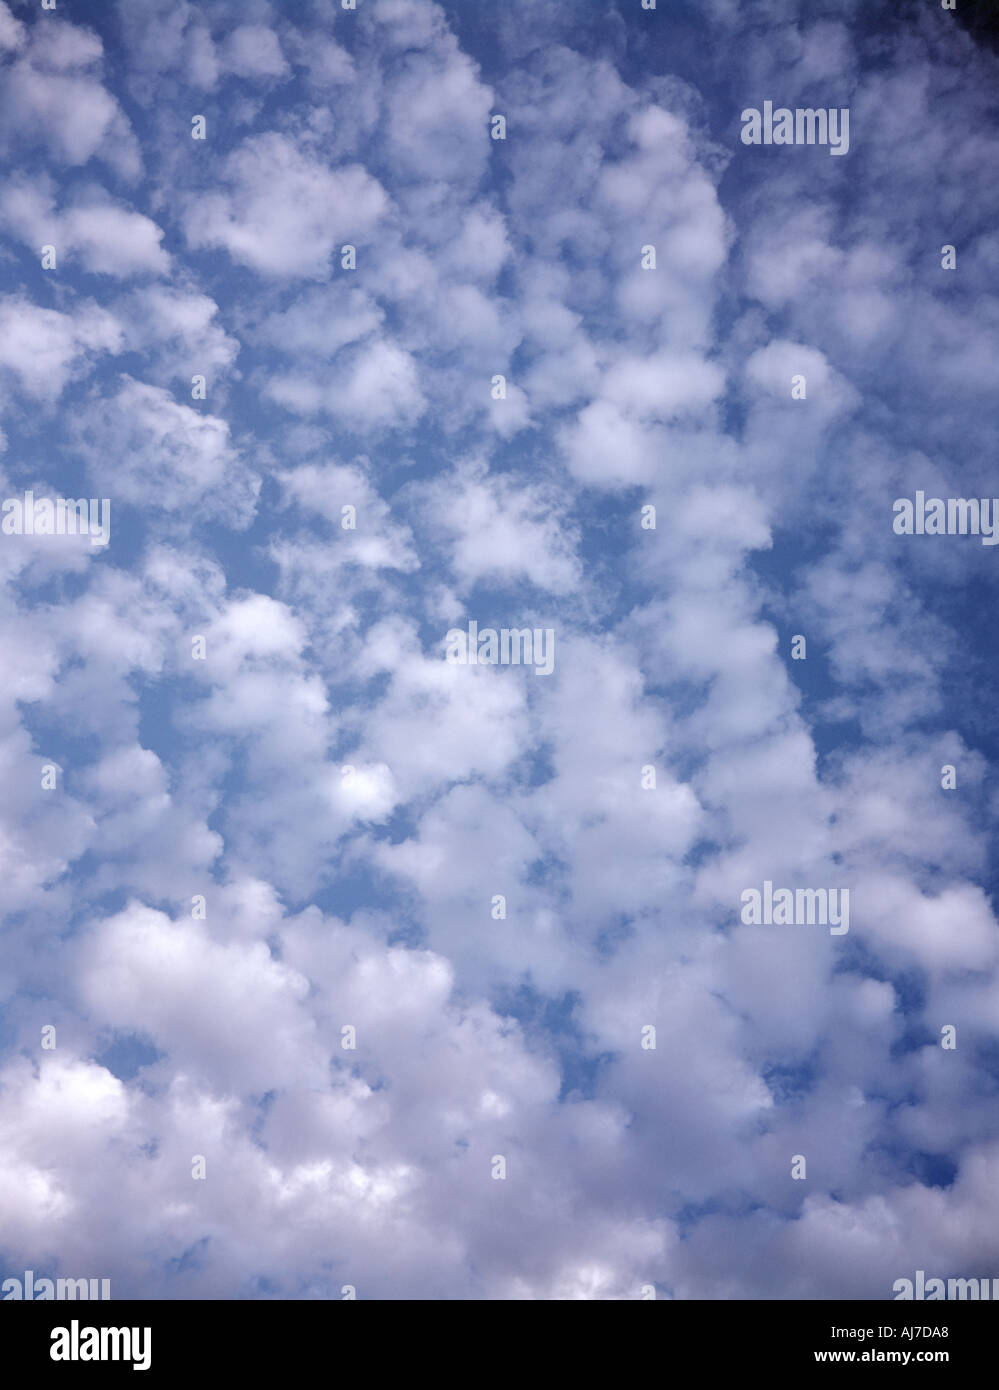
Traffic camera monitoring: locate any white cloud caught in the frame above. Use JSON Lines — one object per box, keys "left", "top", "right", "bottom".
{"left": 413, "top": 460, "right": 582, "bottom": 594}
{"left": 2, "top": 0, "right": 999, "bottom": 1304}
{"left": 220, "top": 25, "right": 289, "bottom": 79}
{"left": 266, "top": 339, "right": 425, "bottom": 430}
{"left": 0, "top": 17, "right": 140, "bottom": 176}
{"left": 0, "top": 176, "right": 169, "bottom": 276}
{"left": 183, "top": 134, "right": 389, "bottom": 277}
{"left": 0, "top": 294, "right": 123, "bottom": 402}
{"left": 72, "top": 377, "right": 259, "bottom": 521}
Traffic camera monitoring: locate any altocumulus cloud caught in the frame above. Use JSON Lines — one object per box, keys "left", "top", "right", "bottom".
{"left": 0, "top": 0, "right": 997, "bottom": 1300}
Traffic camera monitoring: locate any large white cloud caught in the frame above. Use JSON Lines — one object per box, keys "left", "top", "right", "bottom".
{"left": 182, "top": 133, "right": 389, "bottom": 278}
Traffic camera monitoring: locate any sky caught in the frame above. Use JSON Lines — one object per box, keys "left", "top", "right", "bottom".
{"left": 0, "top": 0, "right": 998, "bottom": 1301}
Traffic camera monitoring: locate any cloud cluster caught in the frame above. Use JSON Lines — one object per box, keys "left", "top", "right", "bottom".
{"left": 0, "top": 0, "right": 996, "bottom": 1299}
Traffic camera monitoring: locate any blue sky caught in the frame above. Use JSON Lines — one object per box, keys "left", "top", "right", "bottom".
{"left": 0, "top": 0, "right": 998, "bottom": 1299}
